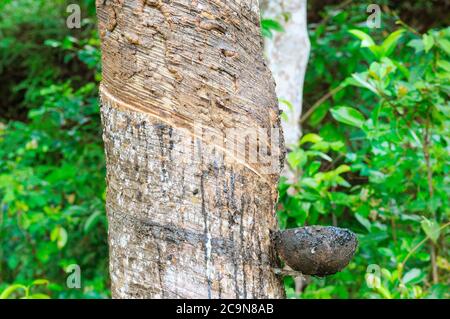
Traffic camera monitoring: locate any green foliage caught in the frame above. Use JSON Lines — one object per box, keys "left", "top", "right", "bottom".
{"left": 0, "top": 0, "right": 108, "bottom": 298}
{"left": 0, "top": 0, "right": 448, "bottom": 300}
{"left": 277, "top": 3, "right": 449, "bottom": 299}
{"left": 261, "top": 19, "right": 285, "bottom": 39}
{"left": 0, "top": 279, "right": 50, "bottom": 299}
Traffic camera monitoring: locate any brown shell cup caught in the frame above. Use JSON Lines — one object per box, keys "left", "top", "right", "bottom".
{"left": 274, "top": 226, "right": 358, "bottom": 277}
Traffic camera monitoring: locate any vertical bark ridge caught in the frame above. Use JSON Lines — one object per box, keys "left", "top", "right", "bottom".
{"left": 98, "top": 0, "right": 285, "bottom": 299}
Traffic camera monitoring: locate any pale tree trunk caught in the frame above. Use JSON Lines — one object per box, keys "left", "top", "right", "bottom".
{"left": 96, "top": 0, "right": 286, "bottom": 299}
{"left": 263, "top": 0, "right": 310, "bottom": 149}
{"left": 262, "top": 0, "right": 311, "bottom": 294}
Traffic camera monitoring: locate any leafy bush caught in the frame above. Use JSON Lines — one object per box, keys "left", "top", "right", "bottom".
{"left": 277, "top": 5, "right": 449, "bottom": 299}
{"left": 0, "top": 0, "right": 109, "bottom": 298}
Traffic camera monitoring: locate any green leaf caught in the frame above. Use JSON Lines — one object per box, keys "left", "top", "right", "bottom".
{"left": 335, "top": 164, "right": 351, "bottom": 175}
{"left": 330, "top": 141, "right": 345, "bottom": 151}
{"left": 261, "top": 19, "right": 285, "bottom": 33}
{"left": 391, "top": 59, "right": 410, "bottom": 78}
{"left": 84, "top": 211, "right": 102, "bottom": 234}
{"left": 381, "top": 268, "right": 392, "bottom": 281}
{"left": 261, "top": 28, "right": 272, "bottom": 39}
{"left": 43, "top": 39, "right": 61, "bottom": 48}
{"left": 349, "top": 29, "right": 375, "bottom": 47}
{"left": 50, "top": 227, "right": 59, "bottom": 242}
{"left": 308, "top": 150, "right": 332, "bottom": 162}
{"left": 46, "top": 164, "right": 77, "bottom": 183}
{"left": 0, "top": 284, "right": 27, "bottom": 299}
{"left": 378, "top": 247, "right": 394, "bottom": 258}
{"left": 300, "top": 133, "right": 323, "bottom": 145}
{"left": 408, "top": 39, "right": 424, "bottom": 53}
{"left": 369, "top": 171, "right": 387, "bottom": 184}
{"left": 261, "top": 19, "right": 285, "bottom": 38}
{"left": 421, "top": 218, "right": 440, "bottom": 244}
{"left": 402, "top": 268, "right": 423, "bottom": 285}
{"left": 381, "top": 29, "right": 405, "bottom": 57}
{"left": 330, "top": 192, "right": 351, "bottom": 206}
{"left": 7, "top": 255, "right": 19, "bottom": 270}
{"left": 355, "top": 213, "right": 371, "bottom": 232}
{"left": 279, "top": 99, "right": 293, "bottom": 111}
{"left": 51, "top": 226, "right": 68, "bottom": 249}
{"left": 349, "top": 29, "right": 382, "bottom": 58}
{"left": 300, "top": 177, "right": 319, "bottom": 189}
{"left": 279, "top": 99, "right": 293, "bottom": 122}
{"left": 57, "top": 227, "right": 68, "bottom": 249}
{"left": 307, "top": 161, "right": 321, "bottom": 176}
{"left": 31, "top": 279, "right": 49, "bottom": 287}
{"left": 287, "top": 149, "right": 307, "bottom": 169}
{"left": 423, "top": 34, "right": 435, "bottom": 52}
{"left": 437, "top": 59, "right": 450, "bottom": 72}
{"left": 376, "top": 285, "right": 393, "bottom": 299}
{"left": 437, "top": 38, "right": 450, "bottom": 55}
{"left": 351, "top": 73, "right": 379, "bottom": 95}
{"left": 330, "top": 106, "right": 366, "bottom": 128}
{"left": 308, "top": 102, "right": 330, "bottom": 126}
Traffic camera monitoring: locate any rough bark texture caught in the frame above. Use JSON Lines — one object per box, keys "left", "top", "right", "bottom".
{"left": 263, "top": 0, "right": 310, "bottom": 147}
{"left": 96, "top": 0, "right": 286, "bottom": 298}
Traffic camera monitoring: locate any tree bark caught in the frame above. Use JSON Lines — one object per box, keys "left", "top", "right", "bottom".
{"left": 96, "top": 0, "right": 285, "bottom": 299}
{"left": 263, "top": 0, "right": 310, "bottom": 148}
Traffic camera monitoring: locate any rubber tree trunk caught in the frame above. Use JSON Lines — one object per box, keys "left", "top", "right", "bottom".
{"left": 96, "top": 0, "right": 286, "bottom": 299}
{"left": 263, "top": 0, "right": 310, "bottom": 148}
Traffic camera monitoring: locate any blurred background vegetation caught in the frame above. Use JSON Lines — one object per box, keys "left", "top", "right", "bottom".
{"left": 0, "top": 0, "right": 448, "bottom": 299}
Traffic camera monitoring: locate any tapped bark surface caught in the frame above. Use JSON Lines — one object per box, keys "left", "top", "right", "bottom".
{"left": 97, "top": 0, "right": 286, "bottom": 298}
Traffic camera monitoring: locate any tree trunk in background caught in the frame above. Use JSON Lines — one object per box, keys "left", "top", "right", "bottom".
{"left": 263, "top": 0, "right": 310, "bottom": 149}
{"left": 262, "top": 0, "right": 311, "bottom": 294}
{"left": 96, "top": 0, "right": 285, "bottom": 298}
